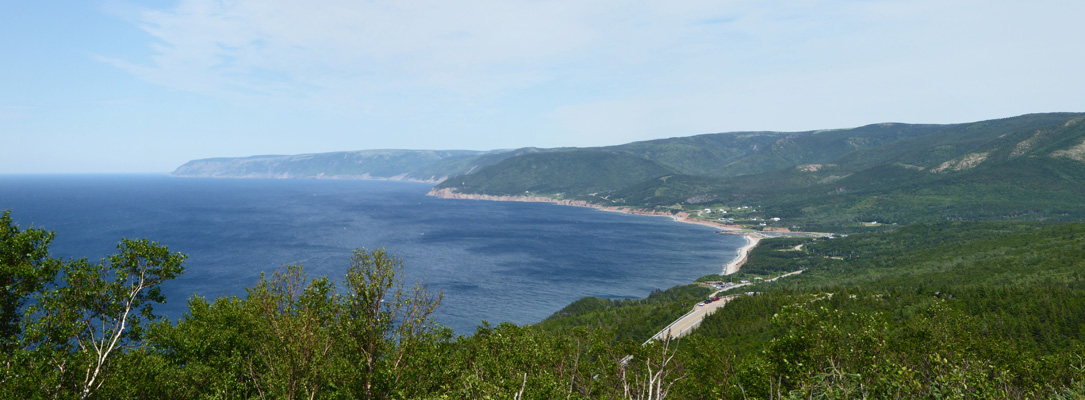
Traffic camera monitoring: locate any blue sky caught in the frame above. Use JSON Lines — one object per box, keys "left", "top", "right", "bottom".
{"left": 4, "top": 0, "right": 1084, "bottom": 173}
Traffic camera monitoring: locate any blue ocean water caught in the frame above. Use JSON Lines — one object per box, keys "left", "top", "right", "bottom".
{"left": 0, "top": 174, "right": 743, "bottom": 335}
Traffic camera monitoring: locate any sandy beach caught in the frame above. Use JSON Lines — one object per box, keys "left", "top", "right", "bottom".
{"left": 722, "top": 233, "right": 761, "bottom": 275}
{"left": 428, "top": 188, "right": 764, "bottom": 275}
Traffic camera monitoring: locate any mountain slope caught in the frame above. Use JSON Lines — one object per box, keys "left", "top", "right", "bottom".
{"left": 440, "top": 149, "right": 677, "bottom": 196}
{"left": 596, "top": 123, "right": 943, "bottom": 178}
{"left": 433, "top": 123, "right": 948, "bottom": 195}
{"left": 437, "top": 113, "right": 1085, "bottom": 231}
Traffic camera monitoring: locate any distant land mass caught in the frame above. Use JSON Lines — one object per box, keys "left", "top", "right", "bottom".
{"left": 173, "top": 112, "right": 1085, "bottom": 231}
{"left": 171, "top": 148, "right": 544, "bottom": 183}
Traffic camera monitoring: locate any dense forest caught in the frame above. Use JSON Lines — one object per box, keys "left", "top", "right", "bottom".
{"left": 4, "top": 208, "right": 1085, "bottom": 399}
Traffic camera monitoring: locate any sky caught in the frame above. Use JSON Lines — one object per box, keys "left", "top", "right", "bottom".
{"left": 3, "top": 0, "right": 1084, "bottom": 173}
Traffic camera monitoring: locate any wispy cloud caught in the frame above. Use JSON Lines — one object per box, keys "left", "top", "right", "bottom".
{"left": 103, "top": 1, "right": 753, "bottom": 101}
{"left": 103, "top": 0, "right": 1085, "bottom": 141}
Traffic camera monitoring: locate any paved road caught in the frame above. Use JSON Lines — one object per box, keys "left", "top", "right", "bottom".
{"left": 646, "top": 270, "right": 805, "bottom": 343}
{"left": 649, "top": 293, "right": 744, "bottom": 341}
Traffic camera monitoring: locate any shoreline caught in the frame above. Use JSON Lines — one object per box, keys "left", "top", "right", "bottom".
{"left": 428, "top": 188, "right": 764, "bottom": 275}
{"left": 723, "top": 234, "right": 761, "bottom": 275}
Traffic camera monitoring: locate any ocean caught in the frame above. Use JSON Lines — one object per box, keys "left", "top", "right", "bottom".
{"left": 0, "top": 174, "right": 743, "bottom": 335}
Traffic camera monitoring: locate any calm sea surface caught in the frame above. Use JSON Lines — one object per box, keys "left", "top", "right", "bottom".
{"left": 0, "top": 175, "right": 743, "bottom": 334}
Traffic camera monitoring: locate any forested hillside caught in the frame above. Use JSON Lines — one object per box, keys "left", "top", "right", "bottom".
{"left": 437, "top": 113, "right": 1085, "bottom": 232}
{"left": 440, "top": 149, "right": 678, "bottom": 196}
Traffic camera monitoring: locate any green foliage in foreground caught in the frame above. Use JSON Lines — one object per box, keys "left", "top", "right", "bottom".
{"left": 132, "top": 252, "right": 447, "bottom": 400}
{"left": 5, "top": 210, "right": 1085, "bottom": 399}
{"left": 536, "top": 284, "right": 713, "bottom": 343}
{"left": 1, "top": 210, "right": 186, "bottom": 399}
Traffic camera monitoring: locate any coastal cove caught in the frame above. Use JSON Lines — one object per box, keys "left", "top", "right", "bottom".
{"left": 0, "top": 174, "right": 746, "bottom": 335}
{"left": 427, "top": 187, "right": 765, "bottom": 275}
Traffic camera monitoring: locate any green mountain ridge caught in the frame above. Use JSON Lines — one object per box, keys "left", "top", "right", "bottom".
{"left": 437, "top": 112, "right": 1085, "bottom": 231}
